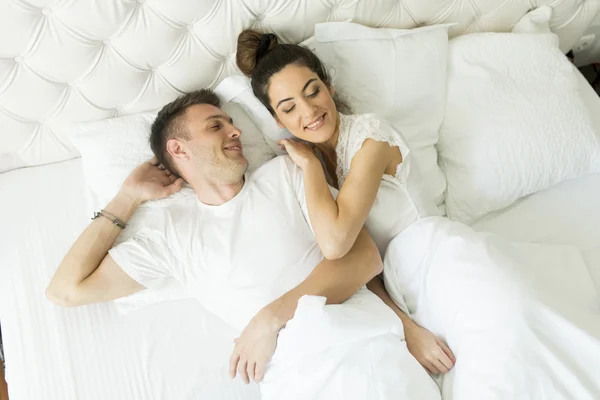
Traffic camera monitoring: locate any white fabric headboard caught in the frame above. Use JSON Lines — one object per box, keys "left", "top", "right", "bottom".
{"left": 1, "top": 0, "right": 599, "bottom": 173}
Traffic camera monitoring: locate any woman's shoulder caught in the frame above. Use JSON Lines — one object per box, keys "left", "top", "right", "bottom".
{"left": 341, "top": 113, "right": 394, "bottom": 135}
{"left": 340, "top": 112, "right": 410, "bottom": 165}
{"left": 340, "top": 112, "right": 381, "bottom": 125}
{"left": 340, "top": 113, "right": 398, "bottom": 144}
{"left": 335, "top": 113, "right": 396, "bottom": 185}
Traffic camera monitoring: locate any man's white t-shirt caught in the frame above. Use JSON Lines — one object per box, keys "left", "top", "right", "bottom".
{"left": 109, "top": 156, "right": 368, "bottom": 330}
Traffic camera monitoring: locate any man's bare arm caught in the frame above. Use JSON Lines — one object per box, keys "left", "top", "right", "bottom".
{"left": 46, "top": 191, "right": 143, "bottom": 306}
{"left": 46, "top": 158, "right": 183, "bottom": 306}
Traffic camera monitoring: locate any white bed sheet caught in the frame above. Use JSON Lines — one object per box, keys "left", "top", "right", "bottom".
{"left": 473, "top": 173, "right": 600, "bottom": 300}
{"left": 0, "top": 159, "right": 260, "bottom": 400}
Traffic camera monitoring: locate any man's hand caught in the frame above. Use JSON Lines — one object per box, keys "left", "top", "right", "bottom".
{"left": 120, "top": 157, "right": 184, "bottom": 204}
{"left": 278, "top": 139, "right": 320, "bottom": 170}
{"left": 405, "top": 320, "right": 455, "bottom": 375}
{"left": 229, "top": 308, "right": 282, "bottom": 384}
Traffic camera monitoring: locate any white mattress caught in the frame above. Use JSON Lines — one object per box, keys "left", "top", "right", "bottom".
{"left": 0, "top": 159, "right": 260, "bottom": 400}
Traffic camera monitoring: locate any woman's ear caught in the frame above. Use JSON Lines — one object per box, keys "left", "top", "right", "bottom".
{"left": 328, "top": 84, "right": 335, "bottom": 97}
{"left": 274, "top": 114, "right": 285, "bottom": 129}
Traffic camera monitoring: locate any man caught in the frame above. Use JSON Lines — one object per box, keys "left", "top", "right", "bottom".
{"left": 46, "top": 90, "right": 439, "bottom": 399}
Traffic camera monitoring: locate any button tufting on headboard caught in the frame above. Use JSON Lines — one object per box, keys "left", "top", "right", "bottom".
{"left": 0, "top": 0, "right": 599, "bottom": 173}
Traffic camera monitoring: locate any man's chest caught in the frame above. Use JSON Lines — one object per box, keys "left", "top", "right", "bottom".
{"left": 175, "top": 199, "right": 321, "bottom": 290}
{"left": 173, "top": 200, "right": 323, "bottom": 328}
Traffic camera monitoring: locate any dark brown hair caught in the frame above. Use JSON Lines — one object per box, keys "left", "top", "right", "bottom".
{"left": 236, "top": 29, "right": 349, "bottom": 114}
{"left": 150, "top": 89, "right": 221, "bottom": 177}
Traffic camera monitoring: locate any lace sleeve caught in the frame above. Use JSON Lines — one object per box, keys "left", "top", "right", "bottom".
{"left": 335, "top": 113, "right": 411, "bottom": 186}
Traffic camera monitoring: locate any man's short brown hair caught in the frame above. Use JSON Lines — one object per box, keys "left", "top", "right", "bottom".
{"left": 150, "top": 89, "right": 221, "bottom": 177}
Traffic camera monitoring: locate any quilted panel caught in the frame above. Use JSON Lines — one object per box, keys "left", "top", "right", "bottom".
{"left": 1, "top": 0, "right": 599, "bottom": 173}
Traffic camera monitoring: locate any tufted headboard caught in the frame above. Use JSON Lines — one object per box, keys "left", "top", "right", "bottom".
{"left": 1, "top": 0, "right": 599, "bottom": 173}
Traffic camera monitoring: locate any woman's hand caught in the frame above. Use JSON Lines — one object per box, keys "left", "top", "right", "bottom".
{"left": 120, "top": 157, "right": 184, "bottom": 205}
{"left": 405, "top": 321, "right": 455, "bottom": 375}
{"left": 229, "top": 308, "right": 281, "bottom": 384}
{"left": 278, "top": 139, "right": 320, "bottom": 170}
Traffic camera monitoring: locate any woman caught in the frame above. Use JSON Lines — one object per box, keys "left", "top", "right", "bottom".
{"left": 236, "top": 29, "right": 455, "bottom": 375}
{"left": 235, "top": 31, "right": 600, "bottom": 400}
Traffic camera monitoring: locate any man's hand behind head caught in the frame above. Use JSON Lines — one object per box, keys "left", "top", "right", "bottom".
{"left": 120, "top": 157, "right": 184, "bottom": 205}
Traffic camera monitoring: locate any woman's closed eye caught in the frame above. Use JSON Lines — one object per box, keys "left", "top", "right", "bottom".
{"left": 283, "top": 89, "right": 320, "bottom": 113}
{"left": 307, "top": 88, "right": 320, "bottom": 98}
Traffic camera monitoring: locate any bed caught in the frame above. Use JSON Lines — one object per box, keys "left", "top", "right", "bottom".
{"left": 1, "top": 1, "right": 600, "bottom": 399}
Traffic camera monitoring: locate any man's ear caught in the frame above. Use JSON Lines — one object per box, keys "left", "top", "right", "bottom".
{"left": 166, "top": 138, "right": 189, "bottom": 162}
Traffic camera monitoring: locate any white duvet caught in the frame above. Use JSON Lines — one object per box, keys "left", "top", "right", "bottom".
{"left": 382, "top": 216, "right": 600, "bottom": 400}
{"left": 260, "top": 290, "right": 441, "bottom": 400}
{"left": 254, "top": 215, "right": 600, "bottom": 400}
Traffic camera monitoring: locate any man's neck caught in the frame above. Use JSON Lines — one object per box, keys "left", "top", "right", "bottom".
{"left": 191, "top": 176, "right": 245, "bottom": 206}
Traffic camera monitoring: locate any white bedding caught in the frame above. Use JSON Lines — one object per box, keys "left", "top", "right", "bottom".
{"left": 2, "top": 160, "right": 599, "bottom": 400}
{"left": 468, "top": 69, "right": 600, "bottom": 298}
{"left": 383, "top": 214, "right": 600, "bottom": 399}
{"left": 262, "top": 292, "right": 440, "bottom": 400}
{"left": 473, "top": 174, "right": 600, "bottom": 304}
{"left": 2, "top": 71, "right": 599, "bottom": 400}
{"left": 2, "top": 70, "right": 600, "bottom": 399}
{"left": 2, "top": 1, "right": 600, "bottom": 399}
{"left": 2, "top": 39, "right": 599, "bottom": 400}
{"left": 0, "top": 159, "right": 259, "bottom": 400}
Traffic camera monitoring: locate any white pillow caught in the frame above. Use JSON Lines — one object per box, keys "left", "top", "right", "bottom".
{"left": 312, "top": 22, "right": 452, "bottom": 209}
{"left": 214, "top": 74, "right": 292, "bottom": 155}
{"left": 438, "top": 32, "right": 600, "bottom": 224}
{"left": 64, "top": 81, "right": 276, "bottom": 313}
{"left": 512, "top": 6, "right": 552, "bottom": 34}
{"left": 67, "top": 97, "right": 275, "bottom": 208}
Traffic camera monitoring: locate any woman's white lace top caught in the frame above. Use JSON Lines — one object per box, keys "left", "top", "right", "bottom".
{"left": 335, "top": 113, "right": 440, "bottom": 254}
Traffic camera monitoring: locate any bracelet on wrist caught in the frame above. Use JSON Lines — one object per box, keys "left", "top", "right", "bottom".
{"left": 91, "top": 209, "right": 127, "bottom": 229}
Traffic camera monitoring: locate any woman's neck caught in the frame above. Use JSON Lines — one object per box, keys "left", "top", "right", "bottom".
{"left": 314, "top": 112, "right": 341, "bottom": 188}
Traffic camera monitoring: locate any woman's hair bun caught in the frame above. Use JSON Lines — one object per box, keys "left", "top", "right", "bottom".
{"left": 236, "top": 29, "right": 279, "bottom": 77}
